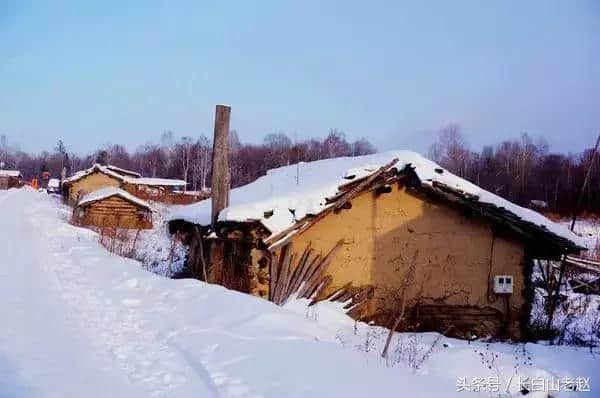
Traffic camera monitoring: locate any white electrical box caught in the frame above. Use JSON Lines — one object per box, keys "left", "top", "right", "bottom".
{"left": 493, "top": 275, "right": 514, "bottom": 294}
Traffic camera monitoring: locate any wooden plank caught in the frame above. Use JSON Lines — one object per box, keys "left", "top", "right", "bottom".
{"left": 285, "top": 243, "right": 313, "bottom": 298}
{"left": 277, "top": 252, "right": 296, "bottom": 305}
{"left": 269, "top": 252, "right": 279, "bottom": 301}
{"left": 334, "top": 158, "right": 398, "bottom": 210}
{"left": 272, "top": 244, "right": 293, "bottom": 305}
{"left": 294, "top": 254, "right": 321, "bottom": 297}
{"left": 298, "top": 240, "right": 343, "bottom": 298}
{"left": 309, "top": 275, "right": 333, "bottom": 305}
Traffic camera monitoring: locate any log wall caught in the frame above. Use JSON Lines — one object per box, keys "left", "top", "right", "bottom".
{"left": 79, "top": 196, "right": 152, "bottom": 229}
{"left": 122, "top": 183, "right": 208, "bottom": 204}
{"left": 0, "top": 176, "right": 20, "bottom": 190}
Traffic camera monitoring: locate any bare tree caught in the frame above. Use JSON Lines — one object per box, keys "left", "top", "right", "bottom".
{"left": 175, "top": 137, "right": 193, "bottom": 190}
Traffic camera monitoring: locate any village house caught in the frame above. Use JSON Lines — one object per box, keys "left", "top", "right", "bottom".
{"left": 73, "top": 187, "right": 154, "bottom": 229}
{"left": 0, "top": 170, "right": 22, "bottom": 190}
{"left": 62, "top": 164, "right": 138, "bottom": 204}
{"left": 61, "top": 164, "right": 205, "bottom": 205}
{"left": 121, "top": 177, "right": 193, "bottom": 203}
{"left": 168, "top": 151, "right": 584, "bottom": 340}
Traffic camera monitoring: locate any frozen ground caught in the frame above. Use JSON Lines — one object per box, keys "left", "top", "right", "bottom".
{"left": 1, "top": 188, "right": 599, "bottom": 398}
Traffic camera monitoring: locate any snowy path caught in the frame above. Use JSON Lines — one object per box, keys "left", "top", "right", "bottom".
{"left": 1, "top": 188, "right": 598, "bottom": 398}
{"left": 0, "top": 189, "right": 216, "bottom": 397}
{"left": 0, "top": 189, "right": 143, "bottom": 397}
{"left": 0, "top": 189, "right": 420, "bottom": 398}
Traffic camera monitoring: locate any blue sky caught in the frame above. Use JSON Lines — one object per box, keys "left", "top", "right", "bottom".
{"left": 1, "top": 0, "right": 599, "bottom": 155}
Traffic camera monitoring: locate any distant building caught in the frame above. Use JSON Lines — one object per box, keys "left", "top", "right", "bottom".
{"left": 62, "top": 164, "right": 206, "bottom": 205}
{"left": 61, "top": 164, "right": 139, "bottom": 204}
{"left": 0, "top": 170, "right": 22, "bottom": 190}
{"left": 73, "top": 187, "right": 154, "bottom": 230}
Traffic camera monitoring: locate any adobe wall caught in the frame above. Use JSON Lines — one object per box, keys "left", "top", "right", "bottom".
{"left": 282, "top": 183, "right": 526, "bottom": 339}
{"left": 69, "top": 172, "right": 121, "bottom": 202}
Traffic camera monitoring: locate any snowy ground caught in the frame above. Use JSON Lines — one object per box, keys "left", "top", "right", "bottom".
{"left": 570, "top": 219, "right": 600, "bottom": 260}
{"left": 1, "top": 188, "right": 599, "bottom": 398}
{"left": 528, "top": 218, "right": 600, "bottom": 347}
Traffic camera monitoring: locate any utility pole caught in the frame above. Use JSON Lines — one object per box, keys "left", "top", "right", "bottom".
{"left": 211, "top": 105, "right": 231, "bottom": 229}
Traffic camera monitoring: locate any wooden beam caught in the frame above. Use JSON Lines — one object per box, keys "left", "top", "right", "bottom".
{"left": 298, "top": 240, "right": 343, "bottom": 298}
{"left": 265, "top": 160, "right": 399, "bottom": 246}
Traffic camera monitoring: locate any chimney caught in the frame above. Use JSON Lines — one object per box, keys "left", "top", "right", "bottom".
{"left": 211, "top": 104, "right": 231, "bottom": 229}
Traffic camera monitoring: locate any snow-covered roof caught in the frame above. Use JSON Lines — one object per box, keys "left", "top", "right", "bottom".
{"left": 0, "top": 170, "right": 21, "bottom": 177}
{"left": 78, "top": 187, "right": 154, "bottom": 211}
{"left": 105, "top": 165, "right": 141, "bottom": 178}
{"left": 64, "top": 164, "right": 185, "bottom": 188}
{"left": 48, "top": 178, "right": 60, "bottom": 188}
{"left": 168, "top": 150, "right": 584, "bottom": 249}
{"left": 125, "top": 177, "right": 187, "bottom": 187}
{"left": 63, "top": 164, "right": 128, "bottom": 184}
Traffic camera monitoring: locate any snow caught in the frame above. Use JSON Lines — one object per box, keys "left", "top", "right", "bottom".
{"left": 528, "top": 218, "right": 600, "bottom": 347}
{"left": 78, "top": 186, "right": 154, "bottom": 211}
{"left": 63, "top": 164, "right": 186, "bottom": 190}
{"left": 1, "top": 188, "right": 598, "bottom": 398}
{"left": 0, "top": 169, "right": 21, "bottom": 177}
{"left": 169, "top": 150, "right": 584, "bottom": 248}
{"left": 63, "top": 163, "right": 129, "bottom": 184}
{"left": 106, "top": 165, "right": 142, "bottom": 178}
{"left": 48, "top": 178, "right": 60, "bottom": 188}
{"left": 125, "top": 177, "right": 187, "bottom": 187}
{"left": 570, "top": 219, "right": 600, "bottom": 260}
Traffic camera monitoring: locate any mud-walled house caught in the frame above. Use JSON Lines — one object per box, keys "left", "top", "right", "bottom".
{"left": 73, "top": 187, "right": 154, "bottom": 230}
{"left": 62, "top": 163, "right": 208, "bottom": 206}
{"left": 62, "top": 164, "right": 141, "bottom": 204}
{"left": 168, "top": 151, "right": 585, "bottom": 340}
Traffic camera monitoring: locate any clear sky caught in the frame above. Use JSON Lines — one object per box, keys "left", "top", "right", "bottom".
{"left": 1, "top": 0, "right": 599, "bottom": 155}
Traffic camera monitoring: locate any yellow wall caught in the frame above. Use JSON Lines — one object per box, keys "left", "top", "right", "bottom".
{"left": 283, "top": 183, "right": 526, "bottom": 338}
{"left": 69, "top": 172, "right": 121, "bottom": 202}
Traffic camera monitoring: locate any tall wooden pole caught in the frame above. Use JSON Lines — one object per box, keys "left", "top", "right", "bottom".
{"left": 211, "top": 105, "right": 231, "bottom": 229}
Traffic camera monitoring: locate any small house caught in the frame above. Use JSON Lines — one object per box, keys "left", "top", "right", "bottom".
{"left": 62, "top": 164, "right": 201, "bottom": 205}
{"left": 122, "top": 177, "right": 187, "bottom": 198}
{"left": 168, "top": 151, "right": 584, "bottom": 340}
{"left": 0, "top": 170, "right": 22, "bottom": 190}
{"left": 62, "top": 164, "right": 131, "bottom": 204}
{"left": 74, "top": 187, "right": 153, "bottom": 229}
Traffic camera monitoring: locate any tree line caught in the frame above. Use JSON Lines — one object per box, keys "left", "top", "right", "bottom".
{"left": 1, "top": 125, "right": 598, "bottom": 215}
{"left": 0, "top": 129, "right": 376, "bottom": 191}
{"left": 428, "top": 124, "right": 600, "bottom": 215}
